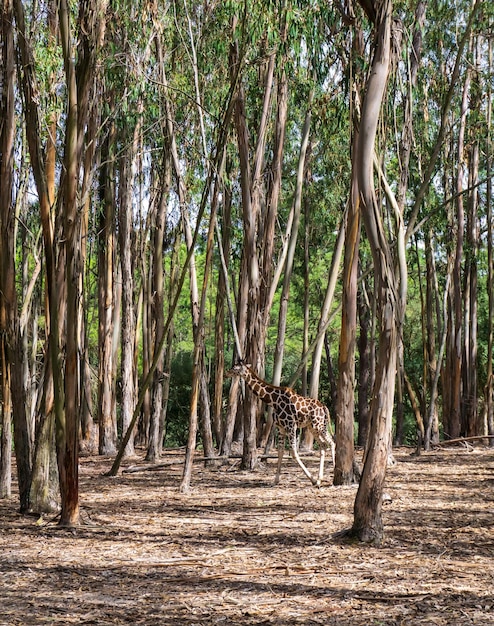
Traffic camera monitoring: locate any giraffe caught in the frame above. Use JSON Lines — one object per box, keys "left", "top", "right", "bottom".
{"left": 226, "top": 361, "right": 335, "bottom": 487}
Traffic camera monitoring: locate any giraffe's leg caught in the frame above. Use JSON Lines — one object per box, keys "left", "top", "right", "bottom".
{"left": 316, "top": 448, "right": 326, "bottom": 488}
{"left": 315, "top": 432, "right": 335, "bottom": 487}
{"left": 289, "top": 432, "right": 317, "bottom": 486}
{"left": 330, "top": 436, "right": 335, "bottom": 466}
{"left": 274, "top": 435, "right": 284, "bottom": 485}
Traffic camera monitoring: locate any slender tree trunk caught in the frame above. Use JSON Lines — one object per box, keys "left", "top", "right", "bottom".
{"left": 79, "top": 95, "right": 98, "bottom": 452}
{"left": 302, "top": 194, "right": 311, "bottom": 398}
{"left": 463, "top": 40, "right": 480, "bottom": 437}
{"left": 486, "top": 36, "right": 494, "bottom": 445}
{"left": 213, "top": 172, "right": 232, "bottom": 449}
{"left": 404, "top": 372, "right": 424, "bottom": 448}
{"left": 423, "top": 230, "right": 439, "bottom": 444}
{"left": 0, "top": 0, "right": 16, "bottom": 499}
{"left": 393, "top": 0, "right": 426, "bottom": 447}
{"left": 334, "top": 11, "right": 363, "bottom": 469}
{"left": 118, "top": 143, "right": 138, "bottom": 458}
{"left": 231, "top": 40, "right": 261, "bottom": 469}
{"left": 267, "top": 99, "right": 312, "bottom": 448}
{"left": 425, "top": 273, "right": 451, "bottom": 450}
{"left": 334, "top": 148, "right": 360, "bottom": 485}
{"left": 299, "top": 211, "right": 346, "bottom": 452}
{"left": 139, "top": 258, "right": 151, "bottom": 445}
{"left": 58, "top": 0, "right": 106, "bottom": 524}
{"left": 98, "top": 124, "right": 117, "bottom": 456}
{"left": 448, "top": 61, "right": 470, "bottom": 440}
{"left": 57, "top": 0, "right": 80, "bottom": 525}
{"left": 29, "top": 24, "right": 60, "bottom": 507}
{"left": 463, "top": 139, "right": 479, "bottom": 437}
{"left": 357, "top": 277, "right": 371, "bottom": 448}
{"left": 147, "top": 149, "right": 171, "bottom": 462}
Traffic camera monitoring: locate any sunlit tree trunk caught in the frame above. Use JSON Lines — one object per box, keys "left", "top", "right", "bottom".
{"left": 27, "top": 0, "right": 61, "bottom": 511}
{"left": 351, "top": 0, "right": 396, "bottom": 546}
{"left": 299, "top": 212, "right": 346, "bottom": 452}
{"left": 233, "top": 66, "right": 260, "bottom": 468}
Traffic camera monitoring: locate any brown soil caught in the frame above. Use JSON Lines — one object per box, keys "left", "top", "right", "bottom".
{"left": 1, "top": 447, "right": 494, "bottom": 625}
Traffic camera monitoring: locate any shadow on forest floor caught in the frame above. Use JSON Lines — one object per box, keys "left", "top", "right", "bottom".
{"left": 1, "top": 447, "right": 494, "bottom": 625}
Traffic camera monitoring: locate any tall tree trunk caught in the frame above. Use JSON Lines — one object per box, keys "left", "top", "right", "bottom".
{"left": 298, "top": 211, "right": 346, "bottom": 452}
{"left": 357, "top": 276, "right": 371, "bottom": 448}
{"left": 118, "top": 143, "right": 138, "bottom": 458}
{"left": 28, "top": 3, "right": 60, "bottom": 515}
{"left": 463, "top": 40, "right": 480, "bottom": 437}
{"left": 267, "top": 99, "right": 312, "bottom": 448}
{"left": 486, "top": 36, "right": 494, "bottom": 445}
{"left": 334, "top": 4, "right": 363, "bottom": 471}
{"left": 463, "top": 140, "right": 479, "bottom": 437}
{"left": 448, "top": 60, "right": 470, "bottom": 440}
{"left": 147, "top": 149, "right": 171, "bottom": 462}
{"left": 334, "top": 145, "right": 360, "bottom": 485}
{"left": 79, "top": 81, "right": 100, "bottom": 453}
{"left": 98, "top": 124, "right": 117, "bottom": 456}
{"left": 213, "top": 173, "right": 232, "bottom": 449}
{"left": 230, "top": 40, "right": 262, "bottom": 470}
{"left": 57, "top": 0, "right": 80, "bottom": 525}
{"left": 0, "top": 0, "right": 17, "bottom": 498}
{"left": 351, "top": 0, "right": 396, "bottom": 546}
{"left": 423, "top": 230, "right": 439, "bottom": 444}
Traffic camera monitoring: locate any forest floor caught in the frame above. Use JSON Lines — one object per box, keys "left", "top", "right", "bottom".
{"left": 1, "top": 446, "right": 494, "bottom": 625}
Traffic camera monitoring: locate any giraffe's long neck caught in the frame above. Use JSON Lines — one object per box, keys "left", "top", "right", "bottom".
{"left": 243, "top": 369, "right": 276, "bottom": 405}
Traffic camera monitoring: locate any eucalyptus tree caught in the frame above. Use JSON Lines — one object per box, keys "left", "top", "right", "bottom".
{"left": 334, "top": 0, "right": 364, "bottom": 485}
{"left": 0, "top": 0, "right": 30, "bottom": 502}
{"left": 487, "top": 35, "right": 494, "bottom": 445}
{"left": 98, "top": 122, "right": 118, "bottom": 456}
{"left": 347, "top": 0, "right": 397, "bottom": 545}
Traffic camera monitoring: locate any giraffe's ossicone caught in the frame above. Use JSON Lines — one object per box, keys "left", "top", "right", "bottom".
{"left": 226, "top": 361, "right": 335, "bottom": 487}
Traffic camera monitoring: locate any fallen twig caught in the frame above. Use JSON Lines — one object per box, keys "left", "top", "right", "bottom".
{"left": 432, "top": 434, "right": 494, "bottom": 448}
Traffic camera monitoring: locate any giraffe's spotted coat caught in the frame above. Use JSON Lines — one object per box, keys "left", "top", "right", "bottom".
{"left": 226, "top": 362, "right": 335, "bottom": 487}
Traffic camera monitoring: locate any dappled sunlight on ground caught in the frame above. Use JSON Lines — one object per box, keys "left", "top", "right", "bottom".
{"left": 1, "top": 447, "right": 494, "bottom": 625}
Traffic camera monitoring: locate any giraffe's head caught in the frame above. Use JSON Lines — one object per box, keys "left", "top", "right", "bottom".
{"left": 225, "top": 360, "right": 251, "bottom": 379}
